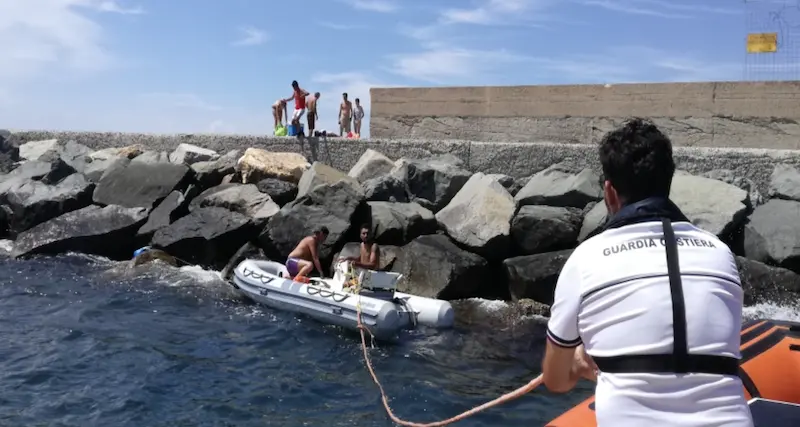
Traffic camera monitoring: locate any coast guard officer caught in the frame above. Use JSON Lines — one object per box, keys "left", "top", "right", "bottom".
{"left": 541, "top": 118, "right": 753, "bottom": 427}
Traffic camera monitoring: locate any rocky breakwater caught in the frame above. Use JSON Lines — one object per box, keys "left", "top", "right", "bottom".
{"left": 0, "top": 130, "right": 798, "bottom": 321}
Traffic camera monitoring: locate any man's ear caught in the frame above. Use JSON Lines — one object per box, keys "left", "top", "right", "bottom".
{"left": 603, "top": 180, "right": 621, "bottom": 214}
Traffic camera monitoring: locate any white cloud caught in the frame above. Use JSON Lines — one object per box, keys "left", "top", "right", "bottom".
{"left": 92, "top": 0, "right": 145, "bottom": 15}
{"left": 231, "top": 26, "right": 268, "bottom": 46}
{"left": 386, "top": 48, "right": 530, "bottom": 83}
{"left": 318, "top": 21, "right": 367, "bottom": 31}
{"left": 518, "top": 46, "right": 742, "bottom": 84}
{"left": 440, "top": 0, "right": 555, "bottom": 25}
{"left": 0, "top": 0, "right": 123, "bottom": 94}
{"left": 580, "top": 0, "right": 741, "bottom": 19}
{"left": 341, "top": 0, "right": 398, "bottom": 13}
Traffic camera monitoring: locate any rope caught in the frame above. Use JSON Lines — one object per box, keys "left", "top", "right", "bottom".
{"left": 349, "top": 262, "right": 545, "bottom": 426}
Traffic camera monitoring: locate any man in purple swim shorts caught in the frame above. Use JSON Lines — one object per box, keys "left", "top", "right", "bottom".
{"left": 285, "top": 227, "right": 328, "bottom": 279}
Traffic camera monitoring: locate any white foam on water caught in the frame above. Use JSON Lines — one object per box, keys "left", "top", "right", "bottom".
{"left": 465, "top": 297, "right": 800, "bottom": 325}
{"left": 176, "top": 265, "right": 223, "bottom": 284}
{"left": 743, "top": 301, "right": 800, "bottom": 322}
{"left": 0, "top": 239, "right": 14, "bottom": 254}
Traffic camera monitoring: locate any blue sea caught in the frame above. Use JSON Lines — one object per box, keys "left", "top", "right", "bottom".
{"left": 1, "top": 247, "right": 797, "bottom": 426}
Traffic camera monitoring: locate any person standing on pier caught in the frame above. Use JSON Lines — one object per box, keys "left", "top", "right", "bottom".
{"left": 307, "top": 92, "right": 320, "bottom": 137}
{"left": 353, "top": 98, "right": 365, "bottom": 136}
{"left": 338, "top": 92, "right": 352, "bottom": 136}
{"left": 283, "top": 80, "right": 309, "bottom": 131}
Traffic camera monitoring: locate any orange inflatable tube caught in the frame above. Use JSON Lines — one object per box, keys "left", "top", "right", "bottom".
{"left": 546, "top": 319, "right": 800, "bottom": 427}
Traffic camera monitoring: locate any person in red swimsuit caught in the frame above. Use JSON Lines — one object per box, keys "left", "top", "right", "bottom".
{"left": 283, "top": 80, "right": 310, "bottom": 131}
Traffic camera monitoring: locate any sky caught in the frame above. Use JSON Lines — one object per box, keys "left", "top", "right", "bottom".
{"left": 1, "top": 0, "right": 798, "bottom": 138}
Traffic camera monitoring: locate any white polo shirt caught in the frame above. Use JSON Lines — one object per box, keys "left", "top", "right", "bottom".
{"left": 547, "top": 220, "right": 754, "bottom": 427}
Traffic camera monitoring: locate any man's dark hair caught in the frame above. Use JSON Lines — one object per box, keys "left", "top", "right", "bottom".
{"left": 291, "top": 80, "right": 298, "bottom": 88}
{"left": 316, "top": 226, "right": 329, "bottom": 236}
{"left": 359, "top": 223, "right": 374, "bottom": 243}
{"left": 355, "top": 98, "right": 360, "bottom": 103}
{"left": 598, "top": 118, "right": 675, "bottom": 203}
{"left": 342, "top": 92, "right": 348, "bottom": 98}
{"left": 314, "top": 92, "right": 320, "bottom": 97}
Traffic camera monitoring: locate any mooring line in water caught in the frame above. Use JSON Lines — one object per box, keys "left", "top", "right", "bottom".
{"left": 352, "top": 273, "right": 544, "bottom": 426}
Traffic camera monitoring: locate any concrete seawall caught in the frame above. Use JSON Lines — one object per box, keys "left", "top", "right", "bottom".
{"left": 370, "top": 81, "right": 800, "bottom": 149}
{"left": 9, "top": 130, "right": 800, "bottom": 197}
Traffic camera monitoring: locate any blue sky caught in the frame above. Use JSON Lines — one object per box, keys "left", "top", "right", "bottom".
{"left": 0, "top": 0, "right": 796, "bottom": 138}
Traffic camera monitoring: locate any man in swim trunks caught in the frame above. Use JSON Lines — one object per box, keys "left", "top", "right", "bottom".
{"left": 285, "top": 226, "right": 329, "bottom": 279}
{"left": 353, "top": 98, "right": 365, "bottom": 136}
{"left": 343, "top": 224, "right": 380, "bottom": 270}
{"left": 307, "top": 92, "right": 320, "bottom": 136}
{"left": 283, "top": 80, "right": 310, "bottom": 130}
{"left": 338, "top": 92, "right": 352, "bottom": 136}
{"left": 272, "top": 99, "right": 287, "bottom": 130}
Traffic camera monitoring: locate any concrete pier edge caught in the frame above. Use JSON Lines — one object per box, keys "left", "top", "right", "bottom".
{"left": 8, "top": 129, "right": 798, "bottom": 196}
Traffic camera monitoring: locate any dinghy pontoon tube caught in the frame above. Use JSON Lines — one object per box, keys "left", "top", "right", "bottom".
{"left": 231, "top": 259, "right": 455, "bottom": 338}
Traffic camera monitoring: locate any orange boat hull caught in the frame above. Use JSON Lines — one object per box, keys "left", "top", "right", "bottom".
{"left": 546, "top": 319, "right": 800, "bottom": 427}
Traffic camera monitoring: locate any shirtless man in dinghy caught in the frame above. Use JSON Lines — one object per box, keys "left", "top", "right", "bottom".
{"left": 342, "top": 224, "right": 380, "bottom": 270}
{"left": 285, "top": 227, "right": 328, "bottom": 279}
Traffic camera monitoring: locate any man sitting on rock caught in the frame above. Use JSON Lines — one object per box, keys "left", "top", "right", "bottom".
{"left": 285, "top": 227, "right": 328, "bottom": 279}
{"left": 343, "top": 223, "right": 380, "bottom": 270}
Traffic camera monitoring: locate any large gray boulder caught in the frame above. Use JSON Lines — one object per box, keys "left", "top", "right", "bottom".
{"left": 137, "top": 190, "right": 189, "bottom": 238}
{"left": 743, "top": 199, "right": 800, "bottom": 273}
{"left": 84, "top": 157, "right": 130, "bottom": 183}
{"left": 389, "top": 157, "right": 472, "bottom": 212}
{"left": 1, "top": 173, "right": 95, "bottom": 236}
{"left": 435, "top": 173, "right": 515, "bottom": 260}
{"left": 390, "top": 234, "right": 494, "bottom": 300}
{"left": 169, "top": 143, "right": 219, "bottom": 165}
{"left": 671, "top": 172, "right": 749, "bottom": 237}
{"left": 0, "top": 130, "right": 19, "bottom": 174}
{"left": 13, "top": 204, "right": 148, "bottom": 260}
{"left": 151, "top": 207, "right": 256, "bottom": 269}
{"left": 514, "top": 163, "right": 602, "bottom": 209}
{"left": 702, "top": 169, "right": 763, "bottom": 207}
{"left": 578, "top": 202, "right": 608, "bottom": 242}
{"left": 362, "top": 175, "right": 410, "bottom": 202}
{"left": 736, "top": 256, "right": 800, "bottom": 305}
{"left": 768, "top": 163, "right": 800, "bottom": 202}
{"left": 189, "top": 183, "right": 280, "bottom": 225}
{"left": 511, "top": 205, "right": 582, "bottom": 255}
{"left": 485, "top": 173, "right": 516, "bottom": 191}
{"left": 296, "top": 161, "right": 360, "bottom": 199}
{"left": 578, "top": 172, "right": 749, "bottom": 240}
{"left": 132, "top": 150, "right": 171, "bottom": 164}
{"left": 18, "top": 139, "right": 59, "bottom": 161}
{"left": 93, "top": 161, "right": 193, "bottom": 209}
{"left": 0, "top": 157, "right": 76, "bottom": 195}
{"left": 191, "top": 149, "right": 239, "bottom": 190}
{"left": 368, "top": 201, "right": 437, "bottom": 246}
{"left": 348, "top": 149, "right": 394, "bottom": 182}
{"left": 259, "top": 180, "right": 366, "bottom": 269}
{"left": 255, "top": 178, "right": 298, "bottom": 206}
{"left": 504, "top": 250, "right": 573, "bottom": 304}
